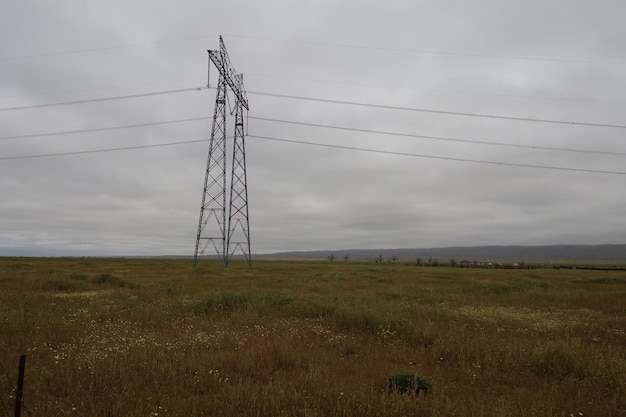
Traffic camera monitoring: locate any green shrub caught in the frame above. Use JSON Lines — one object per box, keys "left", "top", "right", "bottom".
{"left": 42, "top": 279, "right": 80, "bottom": 292}
{"left": 94, "top": 273, "right": 135, "bottom": 288}
{"left": 483, "top": 283, "right": 512, "bottom": 295}
{"left": 193, "top": 291, "right": 252, "bottom": 314}
{"left": 287, "top": 297, "right": 337, "bottom": 319}
{"left": 69, "top": 271, "right": 88, "bottom": 280}
{"left": 387, "top": 373, "right": 431, "bottom": 396}
{"left": 333, "top": 298, "right": 411, "bottom": 336}
{"left": 531, "top": 341, "right": 591, "bottom": 380}
{"left": 259, "top": 292, "right": 293, "bottom": 308}
{"left": 580, "top": 277, "right": 626, "bottom": 284}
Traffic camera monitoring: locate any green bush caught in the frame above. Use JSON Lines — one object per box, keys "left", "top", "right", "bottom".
{"left": 387, "top": 373, "right": 431, "bottom": 396}
{"left": 193, "top": 291, "right": 253, "bottom": 314}
{"left": 333, "top": 298, "right": 411, "bottom": 336}
{"left": 69, "top": 271, "right": 88, "bottom": 280}
{"left": 42, "top": 279, "right": 80, "bottom": 292}
{"left": 259, "top": 292, "right": 293, "bottom": 308}
{"left": 94, "top": 273, "right": 135, "bottom": 288}
{"left": 531, "top": 341, "right": 591, "bottom": 380}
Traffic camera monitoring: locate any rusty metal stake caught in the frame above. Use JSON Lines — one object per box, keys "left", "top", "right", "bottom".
{"left": 14, "top": 355, "right": 25, "bottom": 417}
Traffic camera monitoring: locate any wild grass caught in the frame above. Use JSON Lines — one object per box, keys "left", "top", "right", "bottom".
{"left": 0, "top": 257, "right": 624, "bottom": 416}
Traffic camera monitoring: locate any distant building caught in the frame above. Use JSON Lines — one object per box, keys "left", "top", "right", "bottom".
{"left": 457, "top": 259, "right": 496, "bottom": 268}
{"left": 459, "top": 260, "right": 473, "bottom": 268}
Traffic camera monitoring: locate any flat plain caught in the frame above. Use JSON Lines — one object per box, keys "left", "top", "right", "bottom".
{"left": 0, "top": 257, "right": 624, "bottom": 416}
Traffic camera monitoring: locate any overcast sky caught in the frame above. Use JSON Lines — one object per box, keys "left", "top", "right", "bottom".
{"left": 1, "top": 0, "right": 625, "bottom": 257}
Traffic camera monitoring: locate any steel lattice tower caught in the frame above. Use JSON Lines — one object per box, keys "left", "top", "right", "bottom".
{"left": 194, "top": 36, "right": 250, "bottom": 267}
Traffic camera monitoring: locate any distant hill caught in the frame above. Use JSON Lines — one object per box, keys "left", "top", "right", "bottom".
{"left": 265, "top": 244, "right": 626, "bottom": 263}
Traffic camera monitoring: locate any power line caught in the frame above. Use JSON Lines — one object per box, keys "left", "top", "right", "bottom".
{"left": 0, "top": 35, "right": 215, "bottom": 61}
{"left": 0, "top": 139, "right": 208, "bottom": 161}
{"left": 3, "top": 130, "right": 624, "bottom": 175}
{"left": 249, "top": 116, "right": 626, "bottom": 157}
{"left": 4, "top": 112, "right": 622, "bottom": 157}
{"left": 5, "top": 32, "right": 621, "bottom": 66}
{"left": 0, "top": 117, "right": 209, "bottom": 141}
{"left": 248, "top": 134, "right": 626, "bottom": 176}
{"left": 0, "top": 87, "right": 208, "bottom": 112}
{"left": 4, "top": 69, "right": 620, "bottom": 108}
{"left": 247, "top": 72, "right": 626, "bottom": 105}
{"left": 226, "top": 34, "right": 626, "bottom": 66}
{"left": 0, "top": 77, "right": 204, "bottom": 100}
{"left": 248, "top": 91, "right": 626, "bottom": 129}
{"left": 4, "top": 86, "right": 624, "bottom": 132}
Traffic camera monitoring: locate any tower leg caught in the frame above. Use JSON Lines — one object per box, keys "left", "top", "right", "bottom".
{"left": 227, "top": 97, "right": 252, "bottom": 265}
{"left": 194, "top": 76, "right": 228, "bottom": 267}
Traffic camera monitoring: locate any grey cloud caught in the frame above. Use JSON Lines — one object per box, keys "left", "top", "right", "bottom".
{"left": 1, "top": 0, "right": 625, "bottom": 256}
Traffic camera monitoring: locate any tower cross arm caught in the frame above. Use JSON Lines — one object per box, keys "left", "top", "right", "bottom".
{"left": 208, "top": 36, "right": 249, "bottom": 110}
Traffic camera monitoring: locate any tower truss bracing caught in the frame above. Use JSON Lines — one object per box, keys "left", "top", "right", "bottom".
{"left": 194, "top": 36, "right": 251, "bottom": 267}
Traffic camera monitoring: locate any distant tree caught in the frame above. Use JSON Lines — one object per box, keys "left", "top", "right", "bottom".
{"left": 328, "top": 253, "right": 336, "bottom": 263}
{"left": 450, "top": 258, "right": 457, "bottom": 267}
{"left": 343, "top": 254, "right": 350, "bottom": 264}
{"left": 416, "top": 257, "right": 422, "bottom": 266}
{"left": 391, "top": 255, "right": 397, "bottom": 263}
{"left": 427, "top": 257, "right": 433, "bottom": 266}
{"left": 378, "top": 254, "right": 383, "bottom": 264}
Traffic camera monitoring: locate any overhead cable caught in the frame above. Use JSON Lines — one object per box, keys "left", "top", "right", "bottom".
{"left": 0, "top": 117, "right": 209, "bottom": 141}
{"left": 3, "top": 86, "right": 624, "bottom": 131}
{"left": 0, "top": 87, "right": 208, "bottom": 112}
{"left": 3, "top": 32, "right": 622, "bottom": 66}
{"left": 227, "top": 34, "right": 626, "bottom": 66}
{"left": 0, "top": 35, "right": 215, "bottom": 61}
{"left": 4, "top": 114, "right": 623, "bottom": 157}
{"left": 247, "top": 72, "right": 626, "bottom": 105}
{"left": 248, "top": 134, "right": 626, "bottom": 176}
{"left": 250, "top": 116, "right": 626, "bottom": 157}
{"left": 4, "top": 133, "right": 625, "bottom": 175}
{"left": 0, "top": 139, "right": 208, "bottom": 161}
{"left": 248, "top": 91, "right": 626, "bottom": 129}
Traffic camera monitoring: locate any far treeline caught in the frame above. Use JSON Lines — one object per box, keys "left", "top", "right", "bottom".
{"left": 268, "top": 244, "right": 626, "bottom": 264}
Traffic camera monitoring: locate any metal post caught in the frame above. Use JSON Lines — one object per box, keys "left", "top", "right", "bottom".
{"left": 14, "top": 355, "right": 25, "bottom": 417}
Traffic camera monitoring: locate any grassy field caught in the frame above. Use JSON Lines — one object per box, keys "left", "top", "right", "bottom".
{"left": 0, "top": 257, "right": 624, "bottom": 416}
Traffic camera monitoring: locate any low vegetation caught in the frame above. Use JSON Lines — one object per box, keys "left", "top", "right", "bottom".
{"left": 0, "top": 257, "right": 624, "bottom": 416}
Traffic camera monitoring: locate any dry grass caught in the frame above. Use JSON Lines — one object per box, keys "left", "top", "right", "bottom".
{"left": 0, "top": 258, "right": 624, "bottom": 416}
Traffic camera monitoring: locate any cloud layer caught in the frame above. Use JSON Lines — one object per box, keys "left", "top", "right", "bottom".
{"left": 1, "top": 0, "right": 625, "bottom": 256}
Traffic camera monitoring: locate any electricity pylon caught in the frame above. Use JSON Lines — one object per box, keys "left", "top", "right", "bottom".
{"left": 194, "top": 36, "right": 251, "bottom": 267}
